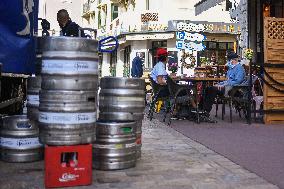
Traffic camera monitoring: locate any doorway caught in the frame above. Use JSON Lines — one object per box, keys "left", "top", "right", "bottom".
{"left": 151, "top": 41, "right": 167, "bottom": 67}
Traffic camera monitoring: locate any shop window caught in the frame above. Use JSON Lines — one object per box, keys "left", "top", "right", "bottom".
{"left": 227, "top": 42, "right": 234, "bottom": 50}
{"left": 111, "top": 4, "right": 118, "bottom": 21}
{"left": 151, "top": 41, "right": 167, "bottom": 67}
{"left": 218, "top": 42, "right": 227, "bottom": 50}
{"left": 197, "top": 49, "right": 227, "bottom": 66}
{"left": 152, "top": 41, "right": 167, "bottom": 48}
{"left": 202, "top": 41, "right": 208, "bottom": 49}
{"left": 123, "top": 46, "right": 131, "bottom": 77}
{"left": 208, "top": 42, "right": 217, "bottom": 49}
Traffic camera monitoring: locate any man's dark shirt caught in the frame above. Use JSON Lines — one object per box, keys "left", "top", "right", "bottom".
{"left": 61, "top": 20, "right": 84, "bottom": 37}
{"left": 131, "top": 56, "right": 143, "bottom": 78}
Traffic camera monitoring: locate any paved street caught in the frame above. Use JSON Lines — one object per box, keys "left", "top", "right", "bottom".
{"left": 0, "top": 117, "right": 278, "bottom": 189}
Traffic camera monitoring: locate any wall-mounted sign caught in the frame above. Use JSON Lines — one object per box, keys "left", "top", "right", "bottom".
{"left": 177, "top": 22, "right": 205, "bottom": 32}
{"left": 176, "top": 31, "right": 206, "bottom": 42}
{"left": 141, "top": 13, "right": 158, "bottom": 23}
{"left": 126, "top": 33, "right": 174, "bottom": 41}
{"left": 141, "top": 23, "right": 168, "bottom": 32}
{"left": 169, "top": 20, "right": 240, "bottom": 34}
{"left": 176, "top": 41, "right": 206, "bottom": 51}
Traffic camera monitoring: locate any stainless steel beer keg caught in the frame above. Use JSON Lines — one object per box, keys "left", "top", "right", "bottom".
{"left": 41, "top": 37, "right": 99, "bottom": 91}
{"left": 39, "top": 90, "right": 96, "bottom": 145}
{"left": 0, "top": 115, "right": 43, "bottom": 162}
{"left": 93, "top": 121, "right": 137, "bottom": 170}
{"left": 99, "top": 77, "right": 145, "bottom": 121}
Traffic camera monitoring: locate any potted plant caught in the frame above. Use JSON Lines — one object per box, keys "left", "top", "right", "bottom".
{"left": 244, "top": 48, "right": 254, "bottom": 60}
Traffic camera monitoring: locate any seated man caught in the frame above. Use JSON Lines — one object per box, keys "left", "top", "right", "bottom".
{"left": 150, "top": 48, "right": 170, "bottom": 97}
{"left": 150, "top": 48, "right": 196, "bottom": 118}
{"left": 202, "top": 52, "right": 246, "bottom": 120}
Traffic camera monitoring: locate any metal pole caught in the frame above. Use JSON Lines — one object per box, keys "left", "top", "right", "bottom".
{"left": 247, "top": 0, "right": 252, "bottom": 124}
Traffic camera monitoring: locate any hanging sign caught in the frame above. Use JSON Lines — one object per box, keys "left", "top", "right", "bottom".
{"left": 176, "top": 31, "right": 206, "bottom": 42}
{"left": 169, "top": 20, "right": 240, "bottom": 34}
{"left": 177, "top": 22, "right": 205, "bottom": 32}
{"left": 176, "top": 41, "right": 205, "bottom": 51}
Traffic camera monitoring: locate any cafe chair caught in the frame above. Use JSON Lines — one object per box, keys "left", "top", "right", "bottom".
{"left": 216, "top": 75, "right": 261, "bottom": 123}
{"left": 147, "top": 75, "right": 170, "bottom": 121}
{"left": 229, "top": 75, "right": 263, "bottom": 122}
{"left": 165, "top": 76, "right": 196, "bottom": 125}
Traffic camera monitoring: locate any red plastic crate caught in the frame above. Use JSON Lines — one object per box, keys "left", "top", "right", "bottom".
{"left": 45, "top": 144, "right": 92, "bottom": 188}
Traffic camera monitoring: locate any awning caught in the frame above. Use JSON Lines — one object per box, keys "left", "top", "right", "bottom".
{"left": 195, "top": 0, "right": 225, "bottom": 16}
{"left": 125, "top": 33, "right": 175, "bottom": 41}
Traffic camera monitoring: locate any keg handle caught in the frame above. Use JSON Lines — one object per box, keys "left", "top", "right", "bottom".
{"left": 98, "top": 36, "right": 119, "bottom": 53}
{"left": 78, "top": 27, "right": 97, "bottom": 39}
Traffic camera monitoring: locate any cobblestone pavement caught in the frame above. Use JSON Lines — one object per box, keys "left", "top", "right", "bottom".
{"left": 0, "top": 118, "right": 278, "bottom": 189}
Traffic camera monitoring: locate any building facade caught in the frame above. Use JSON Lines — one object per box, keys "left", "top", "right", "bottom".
{"left": 38, "top": 0, "right": 85, "bottom": 36}
{"left": 83, "top": 0, "right": 238, "bottom": 77}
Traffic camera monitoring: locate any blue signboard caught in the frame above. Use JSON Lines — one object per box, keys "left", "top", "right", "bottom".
{"left": 0, "top": 0, "right": 39, "bottom": 74}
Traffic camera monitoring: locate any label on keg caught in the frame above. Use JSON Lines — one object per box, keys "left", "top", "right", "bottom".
{"left": 93, "top": 144, "right": 118, "bottom": 149}
{"left": 27, "top": 95, "right": 39, "bottom": 106}
{"left": 125, "top": 143, "right": 136, "bottom": 148}
{"left": 93, "top": 143, "right": 136, "bottom": 149}
{"left": 42, "top": 59, "right": 98, "bottom": 74}
{"left": 39, "top": 112, "right": 96, "bottom": 124}
{"left": 0, "top": 137, "right": 42, "bottom": 149}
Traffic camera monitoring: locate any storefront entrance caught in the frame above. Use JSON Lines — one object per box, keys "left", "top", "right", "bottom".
{"left": 151, "top": 41, "right": 167, "bottom": 67}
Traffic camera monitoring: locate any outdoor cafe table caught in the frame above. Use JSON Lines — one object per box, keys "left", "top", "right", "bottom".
{"left": 173, "top": 76, "right": 226, "bottom": 82}
{"left": 172, "top": 76, "right": 227, "bottom": 123}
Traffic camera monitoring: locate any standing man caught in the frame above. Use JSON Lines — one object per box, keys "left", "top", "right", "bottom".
{"left": 131, "top": 53, "right": 144, "bottom": 78}
{"left": 57, "top": 9, "right": 84, "bottom": 37}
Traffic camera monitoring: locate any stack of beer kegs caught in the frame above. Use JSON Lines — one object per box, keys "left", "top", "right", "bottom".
{"left": 38, "top": 37, "right": 98, "bottom": 146}
{"left": 93, "top": 77, "right": 145, "bottom": 170}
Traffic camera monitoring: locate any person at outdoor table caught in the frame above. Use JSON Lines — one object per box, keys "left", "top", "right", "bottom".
{"left": 150, "top": 48, "right": 170, "bottom": 97}
{"left": 202, "top": 52, "right": 246, "bottom": 121}
{"left": 150, "top": 48, "right": 196, "bottom": 117}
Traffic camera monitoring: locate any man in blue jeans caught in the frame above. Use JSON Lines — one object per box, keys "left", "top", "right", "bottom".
{"left": 202, "top": 52, "right": 246, "bottom": 121}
